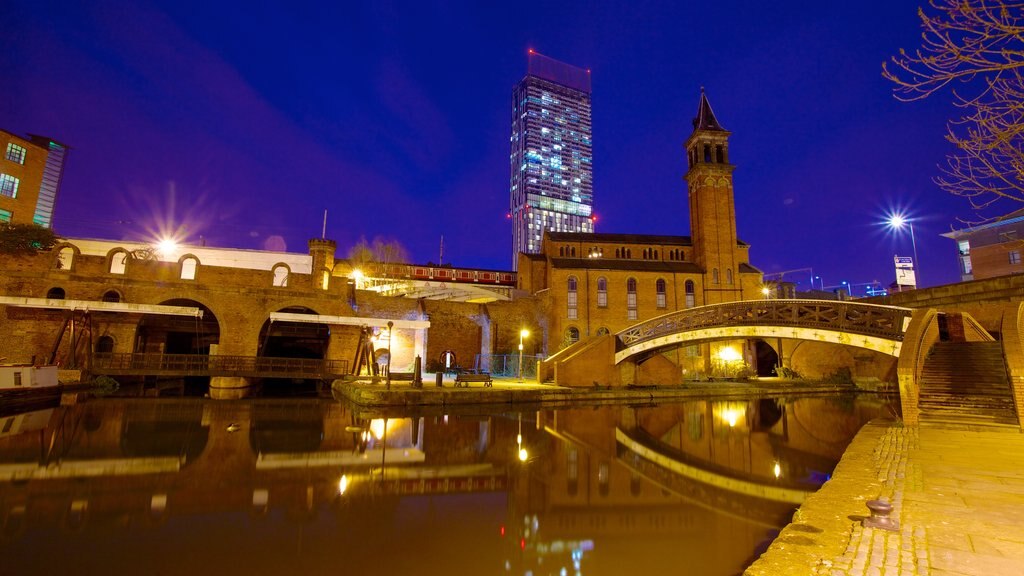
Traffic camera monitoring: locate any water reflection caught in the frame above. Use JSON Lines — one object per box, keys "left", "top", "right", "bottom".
{"left": 0, "top": 395, "right": 889, "bottom": 575}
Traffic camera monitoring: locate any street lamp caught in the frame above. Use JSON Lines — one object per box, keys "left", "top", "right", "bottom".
{"left": 517, "top": 329, "right": 529, "bottom": 382}
{"left": 386, "top": 321, "right": 393, "bottom": 390}
{"left": 760, "top": 286, "right": 771, "bottom": 299}
{"left": 887, "top": 214, "right": 921, "bottom": 287}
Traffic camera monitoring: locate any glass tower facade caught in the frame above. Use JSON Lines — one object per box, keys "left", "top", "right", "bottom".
{"left": 510, "top": 52, "right": 593, "bottom": 269}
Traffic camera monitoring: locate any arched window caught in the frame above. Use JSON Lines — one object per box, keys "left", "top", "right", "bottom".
{"left": 598, "top": 462, "right": 610, "bottom": 497}
{"left": 626, "top": 248, "right": 632, "bottom": 259}
{"left": 685, "top": 280, "right": 695, "bottom": 308}
{"left": 615, "top": 248, "right": 621, "bottom": 258}
{"left": 712, "top": 268, "right": 719, "bottom": 284}
{"left": 101, "top": 290, "right": 120, "bottom": 303}
{"left": 559, "top": 246, "right": 565, "bottom": 257}
{"left": 626, "top": 278, "right": 638, "bottom": 320}
{"left": 567, "top": 276, "right": 578, "bottom": 320}
{"left": 596, "top": 276, "right": 608, "bottom": 308}
{"left": 180, "top": 257, "right": 198, "bottom": 280}
{"left": 96, "top": 335, "right": 114, "bottom": 355}
{"left": 56, "top": 246, "right": 74, "bottom": 270}
{"left": 272, "top": 265, "right": 289, "bottom": 287}
{"left": 656, "top": 278, "right": 667, "bottom": 308}
{"left": 110, "top": 251, "right": 127, "bottom": 274}
{"left": 321, "top": 270, "right": 330, "bottom": 290}
{"left": 726, "top": 268, "right": 733, "bottom": 285}
{"left": 566, "top": 326, "right": 580, "bottom": 344}
{"left": 46, "top": 287, "right": 65, "bottom": 300}
{"left": 571, "top": 247, "right": 576, "bottom": 257}
{"left": 596, "top": 327, "right": 610, "bottom": 336}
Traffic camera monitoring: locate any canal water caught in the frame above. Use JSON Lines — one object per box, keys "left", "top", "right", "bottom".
{"left": 0, "top": 393, "right": 891, "bottom": 575}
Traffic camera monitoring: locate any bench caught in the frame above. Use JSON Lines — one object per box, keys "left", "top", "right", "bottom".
{"left": 454, "top": 372, "right": 492, "bottom": 388}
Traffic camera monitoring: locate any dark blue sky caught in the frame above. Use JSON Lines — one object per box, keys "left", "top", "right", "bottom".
{"left": 2, "top": 1, "right": 974, "bottom": 290}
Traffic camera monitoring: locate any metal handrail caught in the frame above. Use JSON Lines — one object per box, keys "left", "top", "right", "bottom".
{"left": 617, "top": 299, "right": 913, "bottom": 350}
{"left": 91, "top": 353, "right": 349, "bottom": 377}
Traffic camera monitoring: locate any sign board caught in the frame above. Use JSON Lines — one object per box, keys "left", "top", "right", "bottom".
{"left": 894, "top": 255, "right": 916, "bottom": 287}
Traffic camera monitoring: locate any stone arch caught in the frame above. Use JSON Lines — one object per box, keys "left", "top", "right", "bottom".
{"left": 178, "top": 254, "right": 200, "bottom": 280}
{"left": 101, "top": 289, "right": 122, "bottom": 303}
{"left": 46, "top": 286, "right": 66, "bottom": 300}
{"left": 96, "top": 335, "right": 115, "bottom": 355}
{"left": 135, "top": 299, "right": 220, "bottom": 355}
{"left": 107, "top": 248, "right": 129, "bottom": 275}
{"left": 54, "top": 243, "right": 79, "bottom": 271}
{"left": 271, "top": 263, "right": 291, "bottom": 287}
{"left": 258, "top": 305, "right": 329, "bottom": 360}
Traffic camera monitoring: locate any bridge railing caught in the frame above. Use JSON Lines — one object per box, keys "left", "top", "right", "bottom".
{"left": 91, "top": 353, "right": 349, "bottom": 378}
{"left": 617, "top": 299, "right": 914, "bottom": 350}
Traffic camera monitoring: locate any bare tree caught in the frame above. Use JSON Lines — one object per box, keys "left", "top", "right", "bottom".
{"left": 883, "top": 1, "right": 1024, "bottom": 217}
{"left": 347, "top": 236, "right": 409, "bottom": 275}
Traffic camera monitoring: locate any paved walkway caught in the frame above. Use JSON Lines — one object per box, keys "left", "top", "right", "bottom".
{"left": 746, "top": 421, "right": 1024, "bottom": 575}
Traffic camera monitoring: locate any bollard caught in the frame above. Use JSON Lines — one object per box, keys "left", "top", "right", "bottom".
{"left": 413, "top": 355, "right": 423, "bottom": 388}
{"left": 435, "top": 371, "right": 443, "bottom": 388}
{"left": 863, "top": 498, "right": 899, "bottom": 531}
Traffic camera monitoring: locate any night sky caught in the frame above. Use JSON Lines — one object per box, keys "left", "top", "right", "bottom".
{"left": 2, "top": 1, "right": 974, "bottom": 290}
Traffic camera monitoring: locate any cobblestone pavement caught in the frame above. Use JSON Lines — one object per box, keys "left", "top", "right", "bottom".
{"left": 746, "top": 421, "right": 1024, "bottom": 576}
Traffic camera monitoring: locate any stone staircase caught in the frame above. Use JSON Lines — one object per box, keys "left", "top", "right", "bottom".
{"left": 918, "top": 341, "right": 1018, "bottom": 427}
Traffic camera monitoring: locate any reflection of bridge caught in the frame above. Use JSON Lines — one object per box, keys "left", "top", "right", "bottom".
{"left": 91, "top": 353, "right": 349, "bottom": 379}
{"left": 615, "top": 299, "right": 913, "bottom": 363}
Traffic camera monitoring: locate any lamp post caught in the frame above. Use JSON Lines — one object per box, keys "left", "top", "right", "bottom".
{"left": 386, "top": 321, "right": 393, "bottom": 390}
{"left": 888, "top": 214, "right": 921, "bottom": 288}
{"left": 517, "top": 329, "right": 529, "bottom": 383}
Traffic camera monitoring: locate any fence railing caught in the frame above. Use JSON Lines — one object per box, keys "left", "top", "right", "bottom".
{"left": 91, "top": 353, "right": 349, "bottom": 378}
{"left": 617, "top": 299, "right": 913, "bottom": 350}
{"left": 473, "top": 354, "right": 544, "bottom": 379}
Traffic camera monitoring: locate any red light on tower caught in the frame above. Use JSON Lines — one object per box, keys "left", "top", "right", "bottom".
{"left": 520, "top": 538, "right": 526, "bottom": 550}
{"left": 500, "top": 525, "right": 506, "bottom": 537}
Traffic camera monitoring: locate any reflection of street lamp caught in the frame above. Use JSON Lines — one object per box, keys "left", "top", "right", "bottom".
{"left": 517, "top": 414, "right": 528, "bottom": 462}
{"left": 887, "top": 213, "right": 921, "bottom": 287}
{"left": 386, "top": 321, "right": 394, "bottom": 389}
{"left": 517, "top": 329, "right": 529, "bottom": 382}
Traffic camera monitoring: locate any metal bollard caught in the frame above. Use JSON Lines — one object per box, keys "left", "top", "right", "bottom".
{"left": 863, "top": 498, "right": 899, "bottom": 531}
{"left": 435, "top": 371, "right": 443, "bottom": 388}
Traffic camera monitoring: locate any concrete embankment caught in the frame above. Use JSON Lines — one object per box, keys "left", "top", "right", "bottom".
{"left": 746, "top": 421, "right": 1024, "bottom": 576}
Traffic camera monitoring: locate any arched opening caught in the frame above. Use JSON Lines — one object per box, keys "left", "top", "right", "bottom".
{"left": 135, "top": 299, "right": 219, "bottom": 356}
{"left": 56, "top": 246, "right": 74, "bottom": 270}
{"left": 180, "top": 257, "right": 198, "bottom": 280}
{"left": 46, "top": 287, "right": 66, "bottom": 300}
{"left": 685, "top": 280, "right": 695, "bottom": 308}
{"left": 102, "top": 290, "right": 121, "bottom": 303}
{"left": 258, "top": 307, "right": 329, "bottom": 360}
{"left": 754, "top": 340, "right": 780, "bottom": 377}
{"left": 596, "top": 276, "right": 608, "bottom": 307}
{"left": 109, "top": 251, "right": 128, "bottom": 274}
{"left": 272, "top": 265, "right": 289, "bottom": 287}
{"left": 96, "top": 335, "right": 115, "bottom": 355}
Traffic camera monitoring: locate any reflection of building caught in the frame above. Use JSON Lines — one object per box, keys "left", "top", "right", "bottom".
{"left": 0, "top": 129, "right": 70, "bottom": 228}
{"left": 517, "top": 92, "right": 762, "bottom": 364}
{"left": 510, "top": 51, "right": 593, "bottom": 269}
{"left": 942, "top": 208, "right": 1024, "bottom": 281}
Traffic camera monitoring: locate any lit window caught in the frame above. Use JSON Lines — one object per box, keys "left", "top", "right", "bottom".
{"left": 0, "top": 208, "right": 10, "bottom": 222}
{"left": 627, "top": 278, "right": 638, "bottom": 320}
{"left": 181, "top": 257, "right": 198, "bottom": 280}
{"left": 5, "top": 143, "right": 26, "bottom": 165}
{"left": 656, "top": 279, "right": 667, "bottom": 308}
{"left": 567, "top": 276, "right": 578, "bottom": 320}
{"left": 685, "top": 280, "right": 695, "bottom": 308}
{"left": 0, "top": 174, "right": 19, "bottom": 198}
{"left": 109, "top": 251, "right": 127, "bottom": 274}
{"left": 1010, "top": 250, "right": 1022, "bottom": 265}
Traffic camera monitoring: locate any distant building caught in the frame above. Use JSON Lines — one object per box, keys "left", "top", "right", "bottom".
{"left": 518, "top": 91, "right": 762, "bottom": 363}
{"left": 0, "top": 130, "right": 70, "bottom": 228}
{"left": 941, "top": 208, "right": 1024, "bottom": 281}
{"left": 510, "top": 51, "right": 593, "bottom": 269}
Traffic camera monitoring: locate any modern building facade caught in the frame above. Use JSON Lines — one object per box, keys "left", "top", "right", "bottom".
{"left": 510, "top": 51, "right": 593, "bottom": 269}
{"left": 0, "top": 130, "right": 70, "bottom": 228}
{"left": 942, "top": 208, "right": 1024, "bottom": 281}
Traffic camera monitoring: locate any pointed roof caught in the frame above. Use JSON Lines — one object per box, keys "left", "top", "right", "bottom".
{"left": 692, "top": 87, "right": 726, "bottom": 132}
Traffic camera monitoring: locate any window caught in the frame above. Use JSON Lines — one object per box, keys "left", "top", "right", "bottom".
{"left": 1011, "top": 250, "right": 1022, "bottom": 265}
{"left": 56, "top": 247, "right": 74, "bottom": 270}
{"left": 5, "top": 143, "right": 26, "bottom": 165}
{"left": 0, "top": 174, "right": 19, "bottom": 198}
{"left": 596, "top": 327, "right": 610, "bottom": 336}
{"left": 726, "top": 269, "right": 733, "bottom": 284}
{"left": 110, "top": 251, "right": 127, "bottom": 274}
{"left": 101, "top": 290, "right": 120, "bottom": 303}
{"left": 685, "top": 280, "right": 695, "bottom": 308}
{"left": 567, "top": 276, "right": 578, "bottom": 320}
{"left": 46, "top": 287, "right": 65, "bottom": 300}
{"left": 96, "top": 335, "right": 115, "bottom": 355}
{"left": 181, "top": 257, "right": 198, "bottom": 280}
{"left": 0, "top": 209, "right": 10, "bottom": 223}
{"left": 597, "top": 277, "right": 607, "bottom": 307}
{"left": 627, "top": 278, "right": 638, "bottom": 320}
{"left": 656, "top": 278, "right": 667, "bottom": 308}
{"left": 712, "top": 268, "right": 719, "bottom": 284}
{"left": 272, "top": 265, "right": 289, "bottom": 287}
{"left": 566, "top": 326, "right": 580, "bottom": 344}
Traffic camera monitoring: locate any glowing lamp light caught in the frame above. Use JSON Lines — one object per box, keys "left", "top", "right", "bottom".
{"left": 760, "top": 286, "right": 771, "bottom": 298}
{"left": 338, "top": 475, "right": 349, "bottom": 495}
{"left": 717, "top": 346, "right": 741, "bottom": 362}
{"left": 519, "top": 448, "right": 529, "bottom": 462}
{"left": 369, "top": 418, "right": 387, "bottom": 440}
{"left": 351, "top": 269, "right": 364, "bottom": 281}
{"left": 156, "top": 238, "right": 178, "bottom": 257}
{"left": 773, "top": 462, "right": 782, "bottom": 479}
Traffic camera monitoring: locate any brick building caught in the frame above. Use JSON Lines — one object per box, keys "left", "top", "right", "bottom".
{"left": 517, "top": 91, "right": 762, "bottom": 368}
{"left": 0, "top": 130, "right": 70, "bottom": 228}
{"left": 942, "top": 208, "right": 1024, "bottom": 281}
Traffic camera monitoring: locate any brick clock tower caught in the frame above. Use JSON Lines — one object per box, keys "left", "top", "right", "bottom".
{"left": 685, "top": 89, "right": 743, "bottom": 304}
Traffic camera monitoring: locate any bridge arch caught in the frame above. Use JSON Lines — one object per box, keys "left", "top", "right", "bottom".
{"left": 615, "top": 300, "right": 913, "bottom": 364}
{"left": 135, "top": 298, "right": 220, "bottom": 355}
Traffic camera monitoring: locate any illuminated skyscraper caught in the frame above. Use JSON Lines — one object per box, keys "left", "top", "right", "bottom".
{"left": 510, "top": 51, "right": 592, "bottom": 269}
